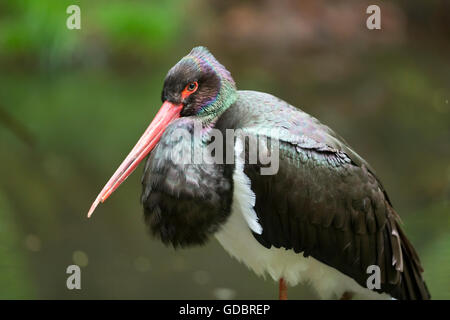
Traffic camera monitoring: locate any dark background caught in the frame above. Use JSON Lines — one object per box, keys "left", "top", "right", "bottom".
{"left": 0, "top": 0, "right": 448, "bottom": 299}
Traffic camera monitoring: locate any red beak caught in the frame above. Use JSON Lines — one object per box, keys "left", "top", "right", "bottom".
{"left": 87, "top": 101, "right": 183, "bottom": 218}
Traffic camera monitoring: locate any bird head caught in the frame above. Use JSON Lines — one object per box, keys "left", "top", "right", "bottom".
{"left": 162, "top": 46, "right": 237, "bottom": 119}
{"left": 88, "top": 46, "right": 236, "bottom": 217}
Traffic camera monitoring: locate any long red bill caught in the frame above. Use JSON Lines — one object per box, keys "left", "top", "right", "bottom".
{"left": 87, "top": 101, "right": 183, "bottom": 218}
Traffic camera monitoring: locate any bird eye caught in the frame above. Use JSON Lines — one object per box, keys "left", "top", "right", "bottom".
{"left": 181, "top": 81, "right": 198, "bottom": 99}
{"left": 187, "top": 82, "right": 198, "bottom": 92}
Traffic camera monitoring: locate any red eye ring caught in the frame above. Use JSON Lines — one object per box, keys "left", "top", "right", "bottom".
{"left": 181, "top": 81, "right": 198, "bottom": 99}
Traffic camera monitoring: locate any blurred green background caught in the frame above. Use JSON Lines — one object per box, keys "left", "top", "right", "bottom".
{"left": 0, "top": 0, "right": 449, "bottom": 299}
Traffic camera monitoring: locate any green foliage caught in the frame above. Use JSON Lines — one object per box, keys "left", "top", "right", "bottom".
{"left": 0, "top": 0, "right": 184, "bottom": 66}
{"left": 0, "top": 191, "right": 35, "bottom": 299}
{"left": 96, "top": 1, "right": 182, "bottom": 51}
{"left": 422, "top": 233, "right": 450, "bottom": 299}
{"left": 0, "top": 1, "right": 76, "bottom": 61}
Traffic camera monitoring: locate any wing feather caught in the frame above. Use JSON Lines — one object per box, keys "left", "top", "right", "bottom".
{"left": 242, "top": 133, "right": 429, "bottom": 299}
{"left": 215, "top": 90, "right": 430, "bottom": 299}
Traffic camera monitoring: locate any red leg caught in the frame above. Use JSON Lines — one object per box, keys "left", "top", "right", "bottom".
{"left": 279, "top": 278, "right": 288, "bottom": 300}
{"left": 340, "top": 291, "right": 353, "bottom": 300}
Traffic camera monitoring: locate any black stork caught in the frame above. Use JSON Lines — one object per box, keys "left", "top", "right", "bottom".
{"left": 88, "top": 46, "right": 430, "bottom": 300}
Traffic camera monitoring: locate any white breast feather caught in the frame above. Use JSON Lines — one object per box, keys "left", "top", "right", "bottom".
{"left": 214, "top": 138, "right": 392, "bottom": 300}
{"left": 231, "top": 138, "right": 262, "bottom": 235}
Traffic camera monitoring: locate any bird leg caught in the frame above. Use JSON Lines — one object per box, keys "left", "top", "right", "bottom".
{"left": 279, "top": 278, "right": 288, "bottom": 300}
{"left": 339, "top": 291, "right": 354, "bottom": 300}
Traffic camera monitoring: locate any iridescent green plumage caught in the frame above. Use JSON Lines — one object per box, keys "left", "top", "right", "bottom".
{"left": 170, "top": 46, "right": 237, "bottom": 122}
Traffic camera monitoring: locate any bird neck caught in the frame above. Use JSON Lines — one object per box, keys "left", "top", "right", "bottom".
{"left": 197, "top": 76, "right": 237, "bottom": 125}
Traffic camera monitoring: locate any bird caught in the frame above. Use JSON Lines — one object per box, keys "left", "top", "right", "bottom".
{"left": 88, "top": 46, "right": 430, "bottom": 300}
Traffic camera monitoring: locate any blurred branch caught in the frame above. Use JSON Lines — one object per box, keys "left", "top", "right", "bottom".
{"left": 0, "top": 104, "right": 35, "bottom": 148}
